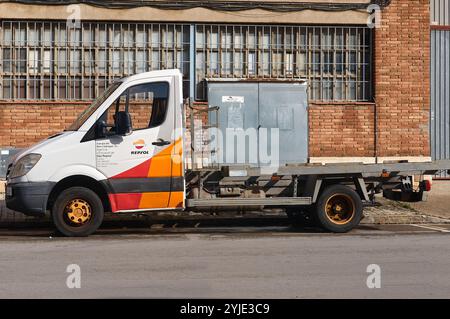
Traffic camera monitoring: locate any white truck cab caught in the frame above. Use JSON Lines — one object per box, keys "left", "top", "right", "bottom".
{"left": 6, "top": 70, "right": 185, "bottom": 236}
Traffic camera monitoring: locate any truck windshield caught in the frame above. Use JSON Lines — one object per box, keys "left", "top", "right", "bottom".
{"left": 66, "top": 82, "right": 122, "bottom": 131}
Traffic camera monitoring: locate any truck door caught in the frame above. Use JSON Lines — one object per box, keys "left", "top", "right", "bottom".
{"left": 95, "top": 78, "right": 181, "bottom": 212}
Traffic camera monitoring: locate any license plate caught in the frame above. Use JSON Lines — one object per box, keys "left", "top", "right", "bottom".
{"left": 6, "top": 186, "right": 12, "bottom": 197}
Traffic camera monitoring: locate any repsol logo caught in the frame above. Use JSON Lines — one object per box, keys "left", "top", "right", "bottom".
{"left": 131, "top": 150, "right": 149, "bottom": 155}
{"left": 131, "top": 139, "right": 148, "bottom": 155}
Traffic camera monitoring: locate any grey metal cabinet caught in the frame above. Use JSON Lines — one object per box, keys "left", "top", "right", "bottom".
{"left": 207, "top": 81, "right": 308, "bottom": 167}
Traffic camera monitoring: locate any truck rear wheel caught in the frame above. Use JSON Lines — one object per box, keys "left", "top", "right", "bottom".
{"left": 315, "top": 185, "right": 362, "bottom": 233}
{"left": 52, "top": 187, "right": 104, "bottom": 237}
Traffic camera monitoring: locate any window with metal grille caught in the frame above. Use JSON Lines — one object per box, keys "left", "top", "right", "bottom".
{"left": 195, "top": 25, "right": 373, "bottom": 101}
{"left": 0, "top": 21, "right": 190, "bottom": 100}
{"left": 0, "top": 21, "right": 372, "bottom": 102}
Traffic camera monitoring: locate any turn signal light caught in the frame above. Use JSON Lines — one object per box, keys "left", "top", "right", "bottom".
{"left": 271, "top": 175, "right": 281, "bottom": 182}
{"left": 420, "top": 180, "right": 432, "bottom": 192}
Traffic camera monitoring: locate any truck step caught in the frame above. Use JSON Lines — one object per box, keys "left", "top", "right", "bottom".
{"left": 186, "top": 197, "right": 312, "bottom": 207}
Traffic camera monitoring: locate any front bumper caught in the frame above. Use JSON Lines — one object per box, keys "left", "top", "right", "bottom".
{"left": 5, "top": 182, "right": 55, "bottom": 216}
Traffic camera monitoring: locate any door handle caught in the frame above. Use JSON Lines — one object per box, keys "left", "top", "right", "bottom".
{"left": 152, "top": 139, "right": 171, "bottom": 146}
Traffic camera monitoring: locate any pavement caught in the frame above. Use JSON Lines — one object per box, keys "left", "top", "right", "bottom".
{"left": 411, "top": 180, "right": 450, "bottom": 219}
{"left": 0, "top": 180, "right": 449, "bottom": 298}
{"left": 0, "top": 224, "right": 450, "bottom": 299}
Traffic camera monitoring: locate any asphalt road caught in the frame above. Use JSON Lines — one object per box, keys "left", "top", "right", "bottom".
{"left": 0, "top": 224, "right": 450, "bottom": 299}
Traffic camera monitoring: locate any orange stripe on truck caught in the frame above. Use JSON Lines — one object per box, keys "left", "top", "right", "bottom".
{"left": 168, "top": 191, "right": 184, "bottom": 208}
{"left": 147, "top": 138, "right": 183, "bottom": 178}
{"left": 139, "top": 192, "right": 171, "bottom": 209}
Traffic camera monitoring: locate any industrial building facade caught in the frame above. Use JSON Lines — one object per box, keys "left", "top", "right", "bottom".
{"left": 0, "top": 0, "right": 441, "bottom": 165}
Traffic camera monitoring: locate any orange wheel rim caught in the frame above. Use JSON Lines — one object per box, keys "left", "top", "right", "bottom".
{"left": 325, "top": 194, "right": 355, "bottom": 225}
{"left": 64, "top": 199, "right": 92, "bottom": 226}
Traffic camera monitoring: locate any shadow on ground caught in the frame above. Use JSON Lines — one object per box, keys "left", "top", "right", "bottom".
{"left": 0, "top": 215, "right": 332, "bottom": 238}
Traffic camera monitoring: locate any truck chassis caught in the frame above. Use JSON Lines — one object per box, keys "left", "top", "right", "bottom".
{"left": 183, "top": 161, "right": 450, "bottom": 232}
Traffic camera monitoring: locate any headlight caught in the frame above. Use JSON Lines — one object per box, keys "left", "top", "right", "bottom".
{"left": 9, "top": 153, "right": 42, "bottom": 178}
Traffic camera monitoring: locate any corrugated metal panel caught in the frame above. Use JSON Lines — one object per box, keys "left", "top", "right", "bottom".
{"left": 0, "top": 148, "right": 21, "bottom": 179}
{"left": 431, "top": 0, "right": 450, "bottom": 26}
{"left": 0, "top": 151, "right": 10, "bottom": 178}
{"left": 431, "top": 30, "right": 450, "bottom": 177}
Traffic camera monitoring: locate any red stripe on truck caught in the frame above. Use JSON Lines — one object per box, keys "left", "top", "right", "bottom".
{"left": 108, "top": 193, "right": 142, "bottom": 212}
{"left": 111, "top": 159, "right": 152, "bottom": 179}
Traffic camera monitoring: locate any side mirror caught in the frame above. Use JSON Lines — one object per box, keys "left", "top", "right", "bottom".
{"left": 96, "top": 120, "right": 108, "bottom": 139}
{"left": 115, "top": 111, "right": 133, "bottom": 136}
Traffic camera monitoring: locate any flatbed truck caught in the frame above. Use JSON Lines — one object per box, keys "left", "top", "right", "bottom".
{"left": 5, "top": 70, "right": 450, "bottom": 236}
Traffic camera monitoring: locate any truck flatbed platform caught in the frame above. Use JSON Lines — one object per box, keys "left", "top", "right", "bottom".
{"left": 238, "top": 160, "right": 450, "bottom": 177}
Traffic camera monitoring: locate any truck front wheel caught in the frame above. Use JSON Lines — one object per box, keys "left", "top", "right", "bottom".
{"left": 52, "top": 187, "right": 104, "bottom": 237}
{"left": 315, "top": 185, "right": 363, "bottom": 233}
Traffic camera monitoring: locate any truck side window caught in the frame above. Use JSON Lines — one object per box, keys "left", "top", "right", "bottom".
{"left": 104, "top": 93, "right": 127, "bottom": 132}
{"left": 102, "top": 82, "right": 169, "bottom": 131}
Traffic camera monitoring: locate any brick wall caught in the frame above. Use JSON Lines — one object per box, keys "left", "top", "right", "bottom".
{"left": 374, "top": 0, "right": 430, "bottom": 157}
{"left": 309, "top": 102, "right": 375, "bottom": 157}
{"left": 0, "top": 101, "right": 89, "bottom": 148}
{"left": 307, "top": 0, "right": 430, "bottom": 158}
{"left": 0, "top": 101, "right": 169, "bottom": 148}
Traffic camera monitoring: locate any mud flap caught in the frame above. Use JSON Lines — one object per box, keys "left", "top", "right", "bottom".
{"left": 383, "top": 189, "right": 424, "bottom": 202}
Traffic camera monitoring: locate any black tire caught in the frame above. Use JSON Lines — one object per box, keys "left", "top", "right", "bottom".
{"left": 52, "top": 187, "right": 104, "bottom": 237}
{"left": 286, "top": 207, "right": 316, "bottom": 227}
{"left": 315, "top": 185, "right": 363, "bottom": 233}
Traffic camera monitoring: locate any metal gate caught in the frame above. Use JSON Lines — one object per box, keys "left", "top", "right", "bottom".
{"left": 431, "top": 30, "right": 450, "bottom": 178}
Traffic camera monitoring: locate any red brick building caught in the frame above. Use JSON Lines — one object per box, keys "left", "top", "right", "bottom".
{"left": 0, "top": 0, "right": 433, "bottom": 165}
